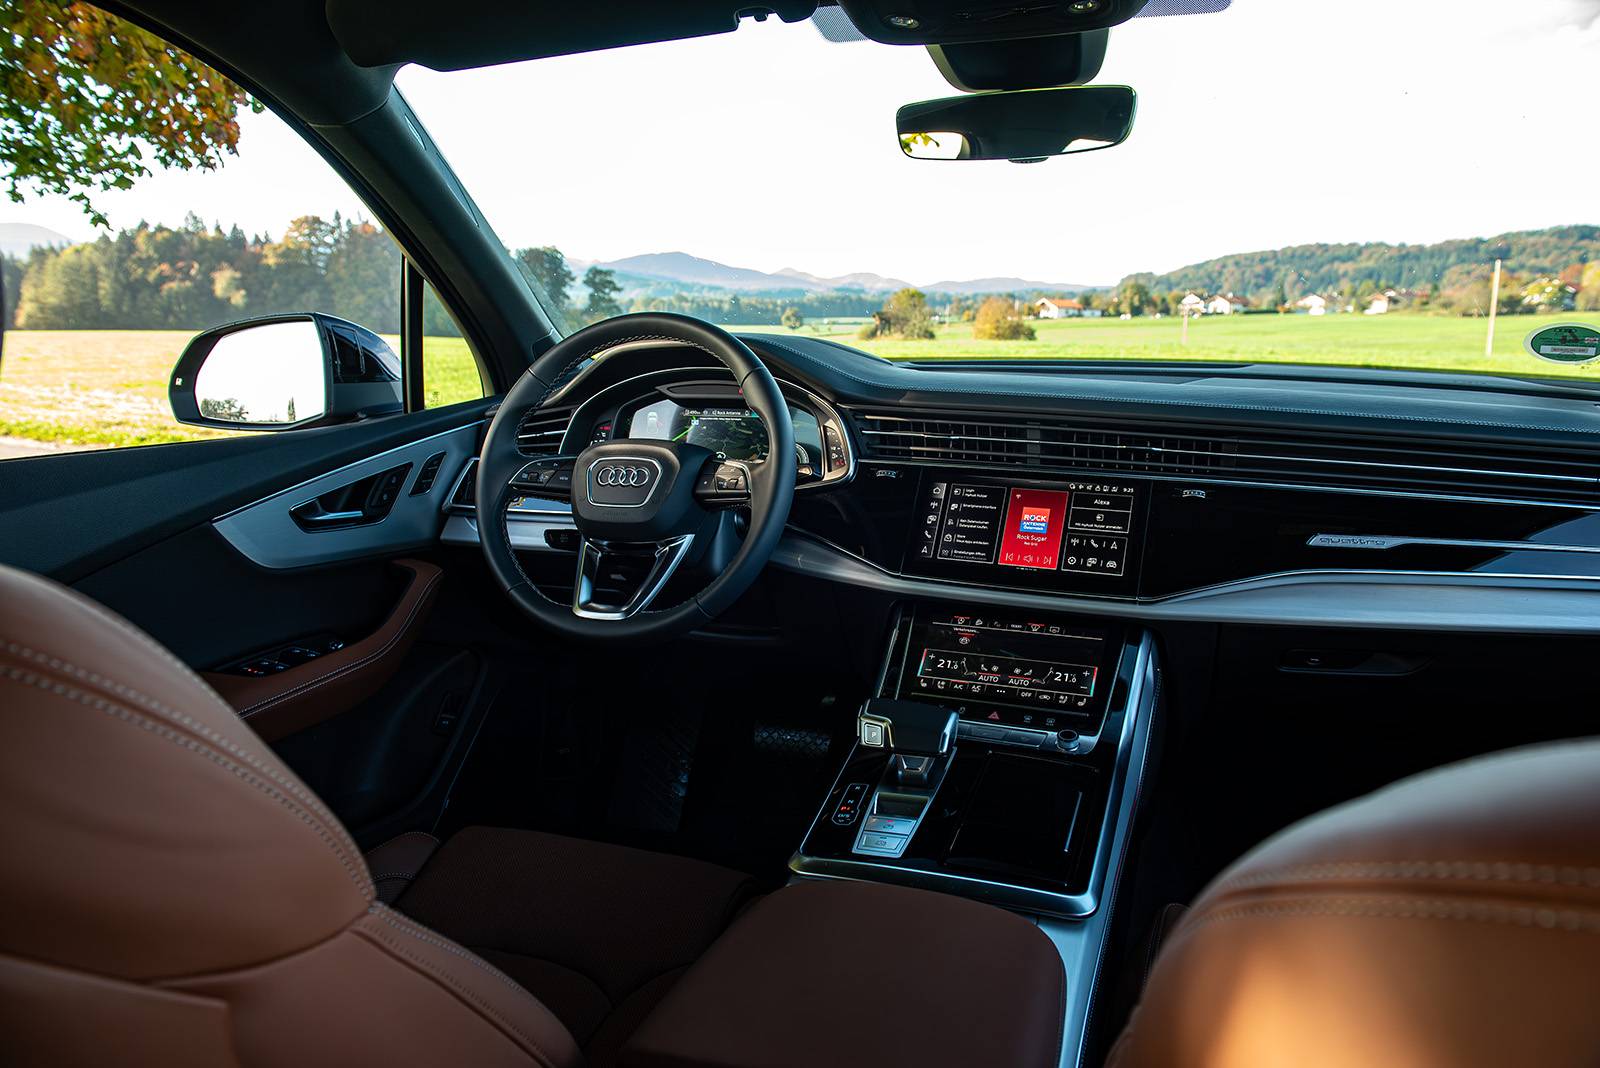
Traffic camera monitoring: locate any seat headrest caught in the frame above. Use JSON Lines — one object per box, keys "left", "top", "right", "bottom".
{"left": 0, "top": 564, "right": 371, "bottom": 980}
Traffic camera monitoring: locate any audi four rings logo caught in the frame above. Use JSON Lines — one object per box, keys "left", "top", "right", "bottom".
{"left": 595, "top": 464, "right": 653, "bottom": 487}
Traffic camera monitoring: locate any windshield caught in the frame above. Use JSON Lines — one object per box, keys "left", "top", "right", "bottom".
{"left": 396, "top": 1, "right": 1600, "bottom": 382}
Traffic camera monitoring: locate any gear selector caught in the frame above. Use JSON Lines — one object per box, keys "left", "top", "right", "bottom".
{"left": 858, "top": 698, "right": 958, "bottom": 786}
{"left": 845, "top": 700, "right": 960, "bottom": 858}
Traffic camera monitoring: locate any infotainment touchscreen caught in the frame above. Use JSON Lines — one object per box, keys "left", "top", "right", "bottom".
{"left": 896, "top": 608, "right": 1122, "bottom": 730}
{"left": 905, "top": 472, "right": 1145, "bottom": 594}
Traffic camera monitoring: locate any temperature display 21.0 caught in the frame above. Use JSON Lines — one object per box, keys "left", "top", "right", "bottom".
{"left": 915, "top": 647, "right": 1097, "bottom": 710}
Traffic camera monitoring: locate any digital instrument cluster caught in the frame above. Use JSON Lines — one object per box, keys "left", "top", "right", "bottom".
{"left": 621, "top": 397, "right": 847, "bottom": 481}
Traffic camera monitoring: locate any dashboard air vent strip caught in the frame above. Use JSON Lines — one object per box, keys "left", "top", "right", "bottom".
{"left": 516, "top": 407, "right": 575, "bottom": 456}
{"left": 848, "top": 408, "right": 1600, "bottom": 503}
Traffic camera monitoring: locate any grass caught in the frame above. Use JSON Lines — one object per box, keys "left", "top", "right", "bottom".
{"left": 0, "top": 330, "right": 486, "bottom": 449}
{"left": 2, "top": 315, "right": 1595, "bottom": 450}
{"left": 741, "top": 312, "right": 1600, "bottom": 380}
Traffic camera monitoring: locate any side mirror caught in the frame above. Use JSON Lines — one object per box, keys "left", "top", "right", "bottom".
{"left": 169, "top": 313, "right": 403, "bottom": 431}
{"left": 897, "top": 85, "right": 1136, "bottom": 162}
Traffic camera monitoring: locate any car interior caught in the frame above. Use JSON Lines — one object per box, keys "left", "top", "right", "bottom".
{"left": 3, "top": 2, "right": 1599, "bottom": 1066}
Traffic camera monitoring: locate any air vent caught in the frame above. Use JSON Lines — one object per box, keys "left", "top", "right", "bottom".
{"left": 449, "top": 458, "right": 478, "bottom": 510}
{"left": 517, "top": 407, "right": 574, "bottom": 456}
{"left": 851, "top": 410, "right": 1235, "bottom": 477}
{"left": 849, "top": 408, "right": 1600, "bottom": 504}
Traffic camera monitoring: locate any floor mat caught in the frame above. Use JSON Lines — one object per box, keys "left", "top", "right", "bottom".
{"left": 606, "top": 709, "right": 702, "bottom": 834}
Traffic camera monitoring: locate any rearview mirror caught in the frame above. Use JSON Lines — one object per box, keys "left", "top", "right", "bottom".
{"left": 169, "top": 313, "right": 403, "bottom": 431}
{"left": 897, "top": 85, "right": 1136, "bottom": 162}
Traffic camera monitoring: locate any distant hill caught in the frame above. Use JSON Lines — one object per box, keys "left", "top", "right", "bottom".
{"left": 596, "top": 249, "right": 1102, "bottom": 297}
{"left": 0, "top": 223, "right": 73, "bottom": 259}
{"left": 1122, "top": 225, "right": 1600, "bottom": 302}
{"left": 773, "top": 266, "right": 913, "bottom": 292}
{"left": 599, "top": 251, "right": 811, "bottom": 293}
{"left": 924, "top": 275, "right": 1100, "bottom": 295}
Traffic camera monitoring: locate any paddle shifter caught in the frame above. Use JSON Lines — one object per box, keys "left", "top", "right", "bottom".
{"left": 858, "top": 699, "right": 959, "bottom": 787}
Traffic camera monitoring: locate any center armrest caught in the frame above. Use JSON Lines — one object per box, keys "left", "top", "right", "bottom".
{"left": 622, "top": 879, "right": 1065, "bottom": 1068}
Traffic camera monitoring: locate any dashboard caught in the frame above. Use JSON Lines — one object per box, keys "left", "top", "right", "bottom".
{"left": 437, "top": 332, "right": 1600, "bottom": 634}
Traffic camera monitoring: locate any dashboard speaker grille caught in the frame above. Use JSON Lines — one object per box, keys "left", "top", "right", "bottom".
{"left": 848, "top": 407, "right": 1600, "bottom": 504}
{"left": 516, "top": 407, "right": 574, "bottom": 456}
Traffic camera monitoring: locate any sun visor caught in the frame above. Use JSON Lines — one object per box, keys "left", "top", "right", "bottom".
{"left": 325, "top": 0, "right": 820, "bottom": 71}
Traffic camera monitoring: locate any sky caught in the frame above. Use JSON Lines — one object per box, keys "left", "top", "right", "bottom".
{"left": 4, "top": 0, "right": 1598, "bottom": 286}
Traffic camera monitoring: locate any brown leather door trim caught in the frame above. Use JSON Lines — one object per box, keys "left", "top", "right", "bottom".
{"left": 204, "top": 559, "right": 444, "bottom": 742}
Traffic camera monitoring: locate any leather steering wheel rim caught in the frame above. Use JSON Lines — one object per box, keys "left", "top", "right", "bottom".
{"left": 475, "top": 313, "right": 796, "bottom": 642}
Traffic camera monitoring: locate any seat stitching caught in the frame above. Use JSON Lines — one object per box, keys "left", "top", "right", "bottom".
{"left": 0, "top": 637, "right": 366, "bottom": 876}
{"left": 7, "top": 567, "right": 224, "bottom": 691}
{"left": 370, "top": 872, "right": 420, "bottom": 882}
{"left": 0, "top": 665, "right": 371, "bottom": 896}
{"left": 237, "top": 569, "right": 442, "bottom": 717}
{"left": 376, "top": 906, "right": 536, "bottom": 994}
{"left": 1213, "top": 859, "right": 1600, "bottom": 894}
{"left": 1182, "top": 893, "right": 1600, "bottom": 936}
{"left": 359, "top": 904, "right": 563, "bottom": 1066}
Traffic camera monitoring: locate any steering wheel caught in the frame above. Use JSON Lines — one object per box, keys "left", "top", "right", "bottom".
{"left": 475, "top": 313, "right": 797, "bottom": 641}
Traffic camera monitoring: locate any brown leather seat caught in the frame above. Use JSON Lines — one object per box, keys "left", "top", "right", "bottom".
{"left": 0, "top": 563, "right": 748, "bottom": 1067}
{"left": 1110, "top": 738, "right": 1600, "bottom": 1067}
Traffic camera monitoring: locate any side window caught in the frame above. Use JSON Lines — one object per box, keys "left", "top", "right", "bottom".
{"left": 0, "top": 3, "right": 485, "bottom": 457}
{"left": 421, "top": 283, "right": 488, "bottom": 409}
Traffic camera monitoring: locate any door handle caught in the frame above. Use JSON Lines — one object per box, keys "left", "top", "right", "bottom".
{"left": 288, "top": 462, "right": 412, "bottom": 532}
{"left": 289, "top": 503, "right": 368, "bottom": 528}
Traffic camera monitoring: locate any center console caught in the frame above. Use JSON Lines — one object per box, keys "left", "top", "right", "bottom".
{"left": 791, "top": 599, "right": 1159, "bottom": 1066}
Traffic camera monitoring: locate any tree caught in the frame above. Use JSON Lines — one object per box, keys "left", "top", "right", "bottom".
{"left": 15, "top": 242, "right": 104, "bottom": 327}
{"left": 515, "top": 246, "right": 575, "bottom": 317}
{"left": 780, "top": 306, "right": 804, "bottom": 331}
{"left": 879, "top": 287, "right": 935, "bottom": 339}
{"left": 1, "top": 254, "right": 24, "bottom": 328}
{"left": 326, "top": 220, "right": 401, "bottom": 329}
{"left": 198, "top": 395, "right": 248, "bottom": 421}
{"left": 973, "top": 296, "right": 1035, "bottom": 341}
{"left": 945, "top": 295, "right": 978, "bottom": 322}
{"left": 1578, "top": 262, "right": 1600, "bottom": 312}
{"left": 581, "top": 266, "right": 623, "bottom": 324}
{"left": 1, "top": 1, "right": 260, "bottom": 226}
{"left": 1114, "top": 279, "right": 1151, "bottom": 317}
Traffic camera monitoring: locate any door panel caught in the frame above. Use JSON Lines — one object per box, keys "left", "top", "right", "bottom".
{"left": 71, "top": 523, "right": 400, "bottom": 669}
{"left": 213, "top": 422, "right": 478, "bottom": 569}
{"left": 0, "top": 399, "right": 491, "bottom": 583}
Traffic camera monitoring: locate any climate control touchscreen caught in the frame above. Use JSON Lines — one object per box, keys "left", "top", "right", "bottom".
{"left": 898, "top": 609, "right": 1121, "bottom": 730}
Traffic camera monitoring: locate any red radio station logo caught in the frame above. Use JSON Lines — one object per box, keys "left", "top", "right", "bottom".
{"left": 1018, "top": 506, "right": 1051, "bottom": 535}
{"left": 998, "top": 488, "right": 1069, "bottom": 570}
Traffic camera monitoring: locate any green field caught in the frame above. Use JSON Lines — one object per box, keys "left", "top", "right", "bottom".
{"left": 1, "top": 315, "right": 1595, "bottom": 450}
{"left": 744, "top": 312, "right": 1600, "bottom": 377}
